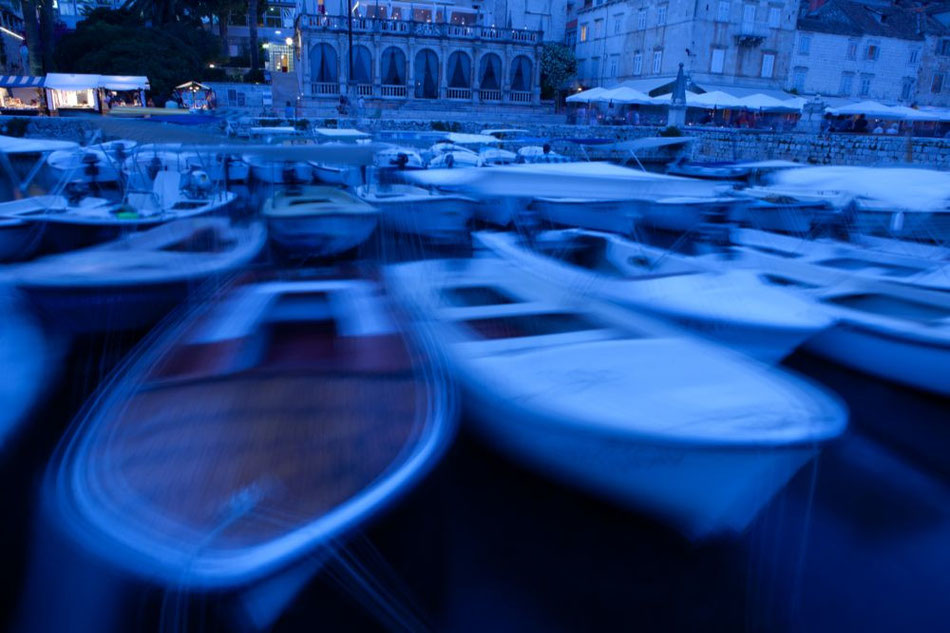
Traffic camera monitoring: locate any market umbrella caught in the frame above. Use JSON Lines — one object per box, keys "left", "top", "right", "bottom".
{"left": 594, "top": 86, "right": 653, "bottom": 105}
{"left": 827, "top": 100, "right": 905, "bottom": 119}
{"left": 566, "top": 86, "right": 609, "bottom": 103}
{"left": 738, "top": 93, "right": 801, "bottom": 112}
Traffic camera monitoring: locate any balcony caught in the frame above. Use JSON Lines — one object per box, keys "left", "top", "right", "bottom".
{"left": 447, "top": 87, "right": 472, "bottom": 100}
{"left": 734, "top": 22, "right": 769, "bottom": 47}
{"left": 479, "top": 89, "right": 502, "bottom": 102}
{"left": 311, "top": 82, "right": 338, "bottom": 96}
{"left": 508, "top": 91, "right": 533, "bottom": 104}
{"left": 299, "top": 15, "right": 542, "bottom": 44}
{"left": 381, "top": 84, "right": 408, "bottom": 98}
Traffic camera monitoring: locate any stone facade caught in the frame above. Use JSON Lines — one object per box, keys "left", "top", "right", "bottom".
{"left": 916, "top": 31, "right": 950, "bottom": 107}
{"left": 572, "top": 0, "right": 798, "bottom": 90}
{"left": 295, "top": 0, "right": 543, "bottom": 111}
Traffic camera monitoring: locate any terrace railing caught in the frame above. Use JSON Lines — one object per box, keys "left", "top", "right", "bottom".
{"left": 300, "top": 15, "right": 542, "bottom": 44}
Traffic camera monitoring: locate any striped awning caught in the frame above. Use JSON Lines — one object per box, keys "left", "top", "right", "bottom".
{"left": 0, "top": 76, "right": 44, "bottom": 88}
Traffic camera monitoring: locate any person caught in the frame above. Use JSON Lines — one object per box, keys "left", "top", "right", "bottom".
{"left": 146, "top": 97, "right": 155, "bottom": 107}
{"left": 542, "top": 143, "right": 551, "bottom": 154}
{"left": 284, "top": 100, "right": 294, "bottom": 121}
{"left": 819, "top": 112, "right": 833, "bottom": 135}
{"left": 853, "top": 113, "right": 868, "bottom": 134}
{"left": 358, "top": 95, "right": 365, "bottom": 111}
{"left": 872, "top": 121, "right": 884, "bottom": 134}
{"left": 886, "top": 122, "right": 900, "bottom": 135}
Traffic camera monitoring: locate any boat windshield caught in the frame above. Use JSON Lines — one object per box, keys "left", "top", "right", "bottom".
{"left": 815, "top": 258, "right": 925, "bottom": 278}
{"left": 822, "top": 293, "right": 950, "bottom": 325}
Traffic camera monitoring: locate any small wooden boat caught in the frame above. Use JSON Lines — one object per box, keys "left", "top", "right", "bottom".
{"left": 0, "top": 288, "right": 50, "bottom": 449}
{"left": 728, "top": 187, "right": 833, "bottom": 234}
{"left": 386, "top": 256, "right": 847, "bottom": 538}
{"left": 355, "top": 184, "right": 475, "bottom": 243}
{"left": 477, "top": 229, "right": 833, "bottom": 363}
{"left": 731, "top": 228, "right": 950, "bottom": 292}
{"left": 727, "top": 243, "right": 950, "bottom": 396}
{"left": 8, "top": 218, "right": 265, "bottom": 332}
{"left": 48, "top": 274, "right": 454, "bottom": 623}
{"left": 262, "top": 185, "right": 378, "bottom": 257}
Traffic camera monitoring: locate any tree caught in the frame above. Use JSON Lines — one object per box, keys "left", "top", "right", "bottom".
{"left": 539, "top": 42, "right": 577, "bottom": 112}
{"left": 247, "top": 0, "right": 259, "bottom": 72}
{"left": 19, "top": 0, "right": 57, "bottom": 74}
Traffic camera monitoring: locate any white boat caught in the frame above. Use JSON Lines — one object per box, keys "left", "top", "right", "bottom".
{"left": 386, "top": 256, "right": 847, "bottom": 539}
{"left": 427, "top": 151, "right": 483, "bottom": 169}
{"left": 728, "top": 187, "right": 834, "bottom": 234}
{"left": 124, "top": 147, "right": 249, "bottom": 184}
{"left": 0, "top": 288, "right": 51, "bottom": 448}
{"left": 374, "top": 147, "right": 425, "bottom": 170}
{"left": 516, "top": 146, "right": 572, "bottom": 164}
{"left": 530, "top": 197, "right": 637, "bottom": 235}
{"left": 731, "top": 228, "right": 950, "bottom": 292}
{"left": 309, "top": 161, "right": 361, "bottom": 186}
{"left": 478, "top": 147, "right": 517, "bottom": 166}
{"left": 262, "top": 185, "right": 378, "bottom": 256}
{"left": 245, "top": 155, "right": 314, "bottom": 184}
{"left": 477, "top": 229, "right": 833, "bottom": 363}
{"left": 724, "top": 241, "right": 950, "bottom": 396}
{"left": 355, "top": 184, "right": 475, "bottom": 243}
{"left": 46, "top": 140, "right": 137, "bottom": 185}
{"left": 7, "top": 217, "right": 266, "bottom": 332}
{"left": 666, "top": 158, "right": 751, "bottom": 180}
{"left": 0, "top": 135, "right": 79, "bottom": 199}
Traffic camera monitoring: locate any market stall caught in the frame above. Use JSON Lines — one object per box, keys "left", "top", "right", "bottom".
{"left": 0, "top": 76, "right": 46, "bottom": 115}
{"left": 44, "top": 73, "right": 101, "bottom": 114}
{"left": 172, "top": 81, "right": 215, "bottom": 111}
{"left": 100, "top": 75, "right": 150, "bottom": 110}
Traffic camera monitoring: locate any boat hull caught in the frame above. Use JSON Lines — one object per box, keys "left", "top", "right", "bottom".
{"left": 267, "top": 214, "right": 378, "bottom": 257}
{"left": 0, "top": 220, "right": 43, "bottom": 262}
{"left": 635, "top": 199, "right": 734, "bottom": 233}
{"left": 463, "top": 376, "right": 817, "bottom": 539}
{"left": 377, "top": 197, "right": 474, "bottom": 243}
{"left": 250, "top": 162, "right": 313, "bottom": 184}
{"left": 312, "top": 164, "right": 362, "bottom": 186}
{"left": 854, "top": 209, "right": 950, "bottom": 242}
{"left": 474, "top": 196, "right": 530, "bottom": 227}
{"left": 805, "top": 322, "right": 950, "bottom": 397}
{"left": 531, "top": 198, "right": 636, "bottom": 235}
{"left": 732, "top": 200, "right": 821, "bottom": 234}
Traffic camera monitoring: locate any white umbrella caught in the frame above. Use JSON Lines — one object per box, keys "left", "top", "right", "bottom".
{"left": 738, "top": 93, "right": 801, "bottom": 112}
{"left": 594, "top": 86, "right": 654, "bottom": 105}
{"left": 685, "top": 90, "right": 745, "bottom": 109}
{"left": 566, "top": 87, "right": 609, "bottom": 103}
{"left": 827, "top": 100, "right": 905, "bottom": 119}
{"left": 887, "top": 105, "right": 939, "bottom": 121}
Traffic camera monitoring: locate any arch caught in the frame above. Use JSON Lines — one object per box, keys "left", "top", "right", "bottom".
{"left": 414, "top": 48, "right": 439, "bottom": 99}
{"left": 447, "top": 51, "right": 472, "bottom": 88}
{"left": 310, "top": 43, "right": 339, "bottom": 84}
{"left": 478, "top": 53, "right": 502, "bottom": 90}
{"left": 351, "top": 45, "right": 373, "bottom": 84}
{"left": 381, "top": 46, "right": 407, "bottom": 85}
{"left": 510, "top": 55, "right": 532, "bottom": 92}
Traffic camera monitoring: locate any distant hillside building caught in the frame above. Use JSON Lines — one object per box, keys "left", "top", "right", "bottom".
{"left": 786, "top": 0, "right": 930, "bottom": 104}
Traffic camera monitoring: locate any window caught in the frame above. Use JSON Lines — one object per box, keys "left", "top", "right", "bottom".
{"left": 793, "top": 67, "right": 806, "bottom": 92}
{"left": 846, "top": 41, "right": 857, "bottom": 60}
{"left": 613, "top": 14, "right": 624, "bottom": 34}
{"left": 637, "top": 9, "right": 646, "bottom": 29}
{"left": 580, "top": 23, "right": 588, "bottom": 41}
{"left": 653, "top": 50, "right": 663, "bottom": 74}
{"left": 939, "top": 39, "right": 950, "bottom": 56}
{"left": 710, "top": 48, "right": 725, "bottom": 73}
{"left": 633, "top": 51, "right": 643, "bottom": 75}
{"left": 909, "top": 49, "right": 920, "bottom": 64}
{"left": 657, "top": 4, "right": 667, "bottom": 25}
{"left": 761, "top": 53, "right": 775, "bottom": 78}
{"left": 859, "top": 74, "right": 872, "bottom": 96}
{"left": 933, "top": 72, "right": 945, "bottom": 93}
{"left": 591, "top": 57, "right": 600, "bottom": 80}
{"left": 767, "top": 6, "right": 781, "bottom": 28}
{"left": 839, "top": 72, "right": 853, "bottom": 95}
{"left": 799, "top": 35, "right": 811, "bottom": 55}
{"left": 865, "top": 43, "right": 879, "bottom": 60}
{"left": 610, "top": 55, "right": 619, "bottom": 77}
{"left": 594, "top": 18, "right": 603, "bottom": 38}
{"left": 901, "top": 78, "right": 914, "bottom": 101}
{"left": 717, "top": 1, "right": 730, "bottom": 22}
{"left": 742, "top": 3, "right": 756, "bottom": 24}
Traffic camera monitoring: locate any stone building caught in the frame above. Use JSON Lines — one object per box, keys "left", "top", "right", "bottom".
{"left": 572, "top": 0, "right": 799, "bottom": 92}
{"left": 787, "top": 0, "right": 926, "bottom": 104}
{"left": 916, "top": 2, "right": 950, "bottom": 107}
{"left": 294, "top": 0, "right": 544, "bottom": 112}
{"left": 0, "top": 0, "right": 25, "bottom": 73}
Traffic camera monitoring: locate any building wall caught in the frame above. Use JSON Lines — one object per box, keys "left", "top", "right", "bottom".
{"left": 573, "top": 0, "right": 797, "bottom": 89}
{"left": 787, "top": 29, "right": 922, "bottom": 103}
{"left": 916, "top": 34, "right": 950, "bottom": 107}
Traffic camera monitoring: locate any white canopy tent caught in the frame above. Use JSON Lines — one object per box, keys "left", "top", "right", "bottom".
{"left": 44, "top": 73, "right": 101, "bottom": 112}
{"left": 566, "top": 87, "right": 610, "bottom": 103}
{"left": 685, "top": 90, "right": 746, "bottom": 109}
{"left": 827, "top": 100, "right": 908, "bottom": 119}
{"left": 98, "top": 75, "right": 149, "bottom": 91}
{"left": 593, "top": 86, "right": 655, "bottom": 105}
{"left": 738, "top": 93, "right": 801, "bottom": 112}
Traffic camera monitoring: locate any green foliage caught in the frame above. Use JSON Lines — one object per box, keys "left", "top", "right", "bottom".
{"left": 539, "top": 43, "right": 577, "bottom": 100}
{"left": 244, "top": 68, "right": 266, "bottom": 83}
{"left": 659, "top": 126, "right": 683, "bottom": 137}
{"left": 54, "top": 9, "right": 222, "bottom": 102}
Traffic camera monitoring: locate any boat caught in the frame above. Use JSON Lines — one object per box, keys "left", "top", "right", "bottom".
{"left": 355, "top": 183, "right": 475, "bottom": 243}
{"left": 245, "top": 154, "right": 314, "bottom": 184}
{"left": 47, "top": 273, "right": 454, "bottom": 626}
{"left": 310, "top": 129, "right": 371, "bottom": 186}
{"left": 386, "top": 256, "right": 847, "bottom": 539}
{"left": 515, "top": 146, "right": 572, "bottom": 164}
{"left": 530, "top": 197, "right": 638, "bottom": 235}
{"left": 666, "top": 158, "right": 752, "bottom": 181}
{"left": 124, "top": 147, "right": 249, "bottom": 184}
{"left": 0, "top": 135, "right": 79, "bottom": 200}
{"left": 373, "top": 147, "right": 425, "bottom": 170}
{"left": 0, "top": 288, "right": 51, "bottom": 449}
{"left": 0, "top": 195, "right": 81, "bottom": 261}
{"left": 731, "top": 228, "right": 950, "bottom": 292}
{"left": 728, "top": 187, "right": 834, "bottom": 234}
{"left": 427, "top": 150, "right": 483, "bottom": 169}
{"left": 725, "top": 240, "right": 950, "bottom": 396}
{"left": 7, "top": 217, "right": 266, "bottom": 332}
{"left": 477, "top": 229, "right": 833, "bottom": 363}
{"left": 262, "top": 185, "right": 379, "bottom": 257}
{"left": 46, "top": 140, "right": 137, "bottom": 185}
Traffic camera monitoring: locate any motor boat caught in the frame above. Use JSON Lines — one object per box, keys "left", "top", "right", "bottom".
{"left": 309, "top": 161, "right": 362, "bottom": 186}
{"left": 515, "top": 146, "right": 572, "bottom": 164}
{"left": 477, "top": 229, "right": 833, "bottom": 363}
{"left": 373, "top": 147, "right": 425, "bottom": 170}
{"left": 46, "top": 274, "right": 454, "bottom": 627}
{"left": 124, "top": 147, "right": 249, "bottom": 184}
{"left": 0, "top": 135, "right": 79, "bottom": 200}
{"left": 245, "top": 154, "right": 314, "bottom": 185}
{"left": 427, "top": 151, "right": 483, "bottom": 169}
{"left": 722, "top": 240, "right": 950, "bottom": 396}
{"left": 728, "top": 187, "right": 834, "bottom": 235}
{"left": 731, "top": 228, "right": 950, "bottom": 292}
{"left": 478, "top": 147, "right": 517, "bottom": 166}
{"left": 0, "top": 288, "right": 51, "bottom": 449}
{"left": 7, "top": 217, "right": 266, "bottom": 332}
{"left": 530, "top": 197, "right": 638, "bottom": 235}
{"left": 386, "top": 256, "right": 847, "bottom": 539}
{"left": 262, "top": 185, "right": 379, "bottom": 257}
{"left": 46, "top": 140, "right": 137, "bottom": 185}
{"left": 666, "top": 157, "right": 751, "bottom": 181}
{"left": 355, "top": 183, "right": 475, "bottom": 243}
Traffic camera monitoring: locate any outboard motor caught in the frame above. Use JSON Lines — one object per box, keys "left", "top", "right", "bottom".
{"left": 184, "top": 167, "right": 213, "bottom": 198}
{"left": 64, "top": 181, "right": 90, "bottom": 205}
{"left": 281, "top": 161, "right": 297, "bottom": 184}
{"left": 81, "top": 152, "right": 100, "bottom": 181}
{"left": 395, "top": 152, "right": 409, "bottom": 170}
{"left": 113, "top": 142, "right": 129, "bottom": 164}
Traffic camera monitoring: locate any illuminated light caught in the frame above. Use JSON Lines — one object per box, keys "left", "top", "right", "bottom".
{"left": 275, "top": 29, "right": 282, "bottom": 34}
{"left": 285, "top": 37, "right": 293, "bottom": 45}
{"left": 209, "top": 63, "right": 216, "bottom": 68}
{"left": 0, "top": 27, "right": 24, "bottom": 41}
{"left": 262, "top": 42, "right": 270, "bottom": 49}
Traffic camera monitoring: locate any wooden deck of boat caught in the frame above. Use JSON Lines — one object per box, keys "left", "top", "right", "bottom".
{"left": 80, "top": 324, "right": 425, "bottom": 551}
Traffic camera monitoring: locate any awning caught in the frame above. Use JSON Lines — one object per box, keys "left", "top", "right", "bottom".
{"left": 0, "top": 76, "right": 44, "bottom": 88}
{"left": 737, "top": 93, "right": 801, "bottom": 112}
{"left": 44, "top": 73, "right": 100, "bottom": 90}
{"left": 99, "top": 75, "right": 150, "bottom": 91}
{"left": 691, "top": 84, "right": 798, "bottom": 101}
{"left": 616, "top": 77, "right": 678, "bottom": 96}
{"left": 827, "top": 100, "right": 908, "bottom": 119}
{"left": 566, "top": 87, "right": 609, "bottom": 103}
{"left": 686, "top": 90, "right": 746, "bottom": 109}
{"left": 595, "top": 86, "right": 654, "bottom": 105}
{"left": 175, "top": 81, "right": 210, "bottom": 91}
